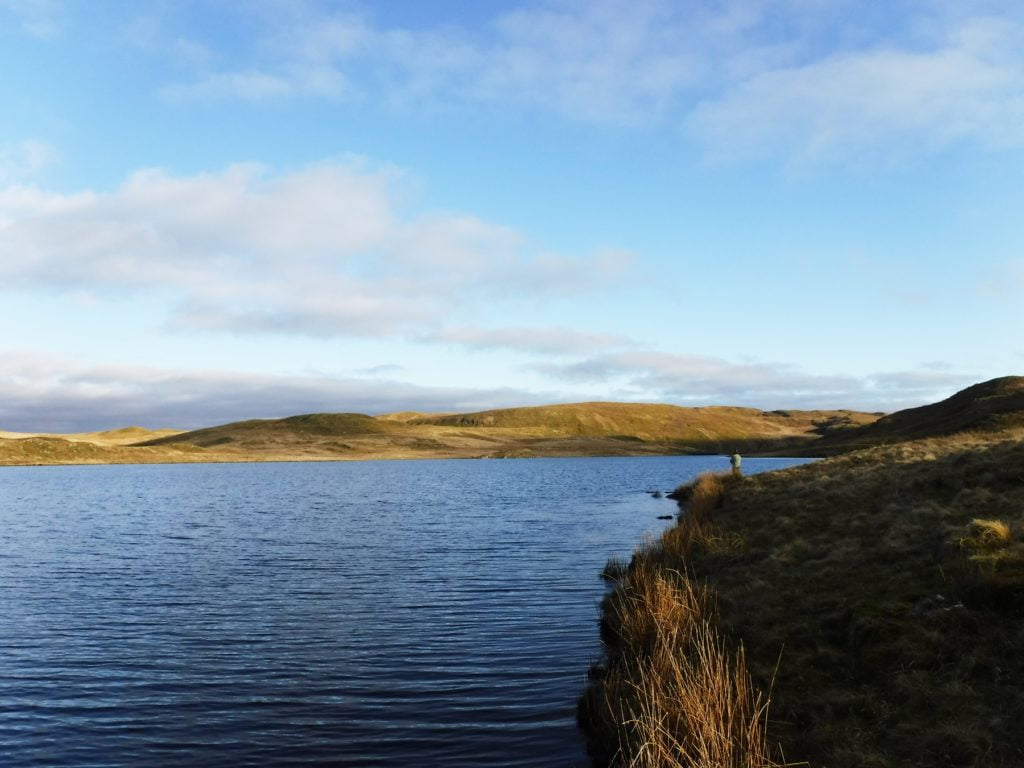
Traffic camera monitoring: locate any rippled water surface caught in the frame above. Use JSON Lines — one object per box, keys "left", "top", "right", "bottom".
{"left": 0, "top": 456, "right": 810, "bottom": 766}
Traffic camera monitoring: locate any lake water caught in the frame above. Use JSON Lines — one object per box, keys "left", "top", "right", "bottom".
{"left": 0, "top": 455, "right": 810, "bottom": 767}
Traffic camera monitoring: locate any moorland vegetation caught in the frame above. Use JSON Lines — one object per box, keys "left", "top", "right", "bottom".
{"left": 579, "top": 377, "right": 1024, "bottom": 767}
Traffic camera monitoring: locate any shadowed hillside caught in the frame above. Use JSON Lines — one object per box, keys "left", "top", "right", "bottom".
{"left": 141, "top": 413, "right": 401, "bottom": 448}
{"left": 807, "top": 376, "right": 1024, "bottom": 454}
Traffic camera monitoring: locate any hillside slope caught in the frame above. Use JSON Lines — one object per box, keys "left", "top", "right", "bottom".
{"left": 810, "top": 376, "right": 1024, "bottom": 454}
{"left": 413, "top": 401, "right": 876, "bottom": 444}
{"left": 136, "top": 402, "right": 880, "bottom": 461}
{"left": 10, "top": 376, "right": 1023, "bottom": 467}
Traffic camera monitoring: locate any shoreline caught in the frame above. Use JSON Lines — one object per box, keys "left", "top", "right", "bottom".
{"left": 0, "top": 443, "right": 822, "bottom": 469}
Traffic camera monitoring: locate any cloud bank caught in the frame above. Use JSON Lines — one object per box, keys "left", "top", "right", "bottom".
{"left": 0, "top": 352, "right": 557, "bottom": 433}
{"left": 0, "top": 349, "right": 980, "bottom": 433}
{"left": 0, "top": 160, "right": 628, "bottom": 339}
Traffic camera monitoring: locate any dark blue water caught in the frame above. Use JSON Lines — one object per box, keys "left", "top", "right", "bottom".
{"left": 0, "top": 456, "right": 809, "bottom": 767}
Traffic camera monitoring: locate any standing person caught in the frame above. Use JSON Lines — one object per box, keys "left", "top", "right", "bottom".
{"left": 729, "top": 451, "right": 742, "bottom": 477}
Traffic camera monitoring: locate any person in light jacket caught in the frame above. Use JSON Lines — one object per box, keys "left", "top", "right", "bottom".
{"left": 729, "top": 451, "right": 742, "bottom": 477}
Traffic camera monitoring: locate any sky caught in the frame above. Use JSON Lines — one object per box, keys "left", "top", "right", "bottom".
{"left": 1, "top": 0, "right": 1023, "bottom": 432}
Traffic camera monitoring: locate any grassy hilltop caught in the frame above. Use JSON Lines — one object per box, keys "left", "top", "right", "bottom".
{"left": 0, "top": 401, "right": 879, "bottom": 466}
{"left": 580, "top": 377, "right": 1024, "bottom": 767}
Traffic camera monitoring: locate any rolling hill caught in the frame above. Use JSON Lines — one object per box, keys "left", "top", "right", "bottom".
{"left": 133, "top": 401, "right": 880, "bottom": 462}
{"left": 4, "top": 377, "right": 1022, "bottom": 466}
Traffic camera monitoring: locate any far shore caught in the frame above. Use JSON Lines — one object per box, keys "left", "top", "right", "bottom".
{"left": 1, "top": 400, "right": 876, "bottom": 467}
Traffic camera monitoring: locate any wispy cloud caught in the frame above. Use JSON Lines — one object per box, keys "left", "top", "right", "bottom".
{"left": 162, "top": 70, "right": 299, "bottom": 102}
{"left": 424, "top": 325, "right": 634, "bottom": 356}
{"left": 0, "top": 139, "right": 58, "bottom": 182}
{"left": 977, "top": 259, "right": 1024, "bottom": 297}
{"left": 0, "top": 351, "right": 560, "bottom": 433}
{"left": 687, "top": 17, "right": 1024, "bottom": 165}
{"left": 160, "top": 0, "right": 705, "bottom": 120}
{"left": 149, "top": 1, "right": 1024, "bottom": 163}
{"left": 0, "top": 159, "right": 629, "bottom": 339}
{"left": 0, "top": 0, "right": 64, "bottom": 39}
{"left": 534, "top": 350, "right": 978, "bottom": 410}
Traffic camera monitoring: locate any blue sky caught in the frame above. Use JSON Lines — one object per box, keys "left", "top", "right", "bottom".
{"left": 1, "top": 0, "right": 1022, "bottom": 431}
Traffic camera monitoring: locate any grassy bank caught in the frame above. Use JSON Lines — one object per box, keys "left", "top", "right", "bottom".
{"left": 579, "top": 432, "right": 1024, "bottom": 766}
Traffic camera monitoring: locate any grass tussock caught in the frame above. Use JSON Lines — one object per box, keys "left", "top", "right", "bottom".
{"left": 581, "top": 473, "right": 782, "bottom": 767}
{"left": 961, "top": 518, "right": 1024, "bottom": 587}
{"left": 967, "top": 517, "right": 1013, "bottom": 546}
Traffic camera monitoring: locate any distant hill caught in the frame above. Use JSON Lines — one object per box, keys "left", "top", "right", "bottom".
{"left": 0, "top": 425, "right": 180, "bottom": 445}
{"left": 141, "top": 413, "right": 400, "bottom": 449}
{"left": 136, "top": 401, "right": 880, "bottom": 461}
{"left": 412, "top": 401, "right": 877, "bottom": 445}
{"left": 811, "top": 376, "right": 1024, "bottom": 454}
{"left": 6, "top": 378, "right": 1022, "bottom": 467}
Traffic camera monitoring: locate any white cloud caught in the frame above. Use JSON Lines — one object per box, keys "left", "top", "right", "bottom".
{"left": 687, "top": 17, "right": 1024, "bottom": 164}
{"left": 0, "top": 159, "right": 629, "bottom": 339}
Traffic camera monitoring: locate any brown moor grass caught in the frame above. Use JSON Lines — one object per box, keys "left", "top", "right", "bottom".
{"left": 582, "top": 433, "right": 1024, "bottom": 766}
{"left": 678, "top": 434, "right": 1024, "bottom": 766}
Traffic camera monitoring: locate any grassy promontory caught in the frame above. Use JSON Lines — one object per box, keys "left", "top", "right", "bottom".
{"left": 580, "top": 395, "right": 1024, "bottom": 765}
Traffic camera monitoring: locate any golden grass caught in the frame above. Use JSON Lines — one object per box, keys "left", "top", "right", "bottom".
{"left": 960, "top": 518, "right": 1024, "bottom": 586}
{"left": 967, "top": 518, "right": 1013, "bottom": 546}
{"left": 7, "top": 401, "right": 869, "bottom": 468}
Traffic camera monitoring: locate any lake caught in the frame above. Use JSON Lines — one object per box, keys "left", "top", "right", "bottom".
{"left": 0, "top": 455, "right": 810, "bottom": 766}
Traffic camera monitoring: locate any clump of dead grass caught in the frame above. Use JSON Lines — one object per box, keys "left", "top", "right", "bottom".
{"left": 967, "top": 517, "right": 1013, "bottom": 546}
{"left": 960, "top": 518, "right": 1024, "bottom": 586}
{"left": 581, "top": 473, "right": 780, "bottom": 767}
{"left": 581, "top": 561, "right": 779, "bottom": 767}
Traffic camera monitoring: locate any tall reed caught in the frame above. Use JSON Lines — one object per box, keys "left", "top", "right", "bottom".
{"left": 580, "top": 472, "right": 780, "bottom": 767}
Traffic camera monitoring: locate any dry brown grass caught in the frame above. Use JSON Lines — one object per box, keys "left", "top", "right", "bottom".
{"left": 580, "top": 473, "right": 783, "bottom": 767}
{"left": 967, "top": 518, "right": 1013, "bottom": 546}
